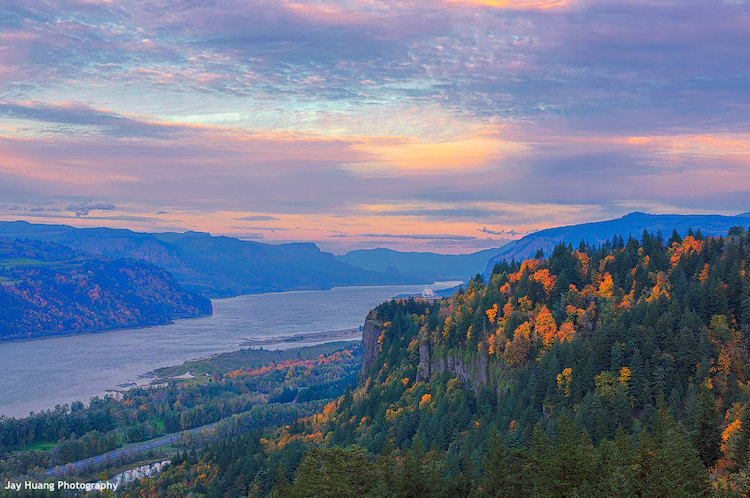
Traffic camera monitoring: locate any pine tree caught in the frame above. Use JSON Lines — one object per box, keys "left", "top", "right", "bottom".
{"left": 669, "top": 229, "right": 683, "bottom": 246}
{"left": 695, "top": 385, "right": 722, "bottom": 468}
{"left": 529, "top": 422, "right": 553, "bottom": 495}
{"left": 656, "top": 413, "right": 711, "bottom": 496}
{"left": 292, "top": 447, "right": 376, "bottom": 497}
{"left": 551, "top": 415, "right": 597, "bottom": 495}
{"left": 599, "top": 427, "right": 638, "bottom": 498}
{"left": 734, "top": 404, "right": 750, "bottom": 468}
{"left": 477, "top": 429, "right": 512, "bottom": 497}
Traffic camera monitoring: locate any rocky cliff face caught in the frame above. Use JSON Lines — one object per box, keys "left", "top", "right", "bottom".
{"left": 358, "top": 312, "right": 383, "bottom": 383}
{"left": 427, "top": 349, "right": 489, "bottom": 392}
{"left": 361, "top": 311, "right": 492, "bottom": 392}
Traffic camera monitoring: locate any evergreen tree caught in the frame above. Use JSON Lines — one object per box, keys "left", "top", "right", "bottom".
{"left": 291, "top": 447, "right": 376, "bottom": 498}
{"left": 598, "top": 427, "right": 638, "bottom": 498}
{"left": 695, "top": 385, "right": 722, "bottom": 468}
{"left": 734, "top": 404, "right": 750, "bottom": 468}
{"left": 476, "top": 429, "right": 512, "bottom": 497}
{"left": 655, "top": 413, "right": 711, "bottom": 496}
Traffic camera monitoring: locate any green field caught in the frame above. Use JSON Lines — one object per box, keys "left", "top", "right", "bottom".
{"left": 0, "top": 276, "right": 21, "bottom": 286}
{"left": 17, "top": 441, "right": 57, "bottom": 452}
{"left": 0, "top": 257, "right": 85, "bottom": 268}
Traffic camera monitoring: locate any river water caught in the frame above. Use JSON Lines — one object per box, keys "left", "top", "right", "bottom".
{"left": 0, "top": 282, "right": 458, "bottom": 418}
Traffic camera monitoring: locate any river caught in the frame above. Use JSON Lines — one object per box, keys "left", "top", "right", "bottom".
{"left": 0, "top": 282, "right": 458, "bottom": 418}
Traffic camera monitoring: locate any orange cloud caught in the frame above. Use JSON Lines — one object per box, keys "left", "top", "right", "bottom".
{"left": 284, "top": 2, "right": 376, "bottom": 24}
{"left": 444, "top": 0, "right": 575, "bottom": 10}
{"left": 349, "top": 133, "right": 525, "bottom": 175}
{"left": 628, "top": 134, "right": 750, "bottom": 157}
{"left": 0, "top": 138, "right": 138, "bottom": 185}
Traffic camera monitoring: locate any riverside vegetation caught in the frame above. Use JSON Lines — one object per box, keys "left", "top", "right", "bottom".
{"left": 0, "top": 342, "right": 361, "bottom": 482}
{"left": 120, "top": 227, "right": 750, "bottom": 497}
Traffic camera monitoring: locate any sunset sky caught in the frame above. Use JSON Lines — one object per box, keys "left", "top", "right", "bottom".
{"left": 1, "top": 0, "right": 749, "bottom": 253}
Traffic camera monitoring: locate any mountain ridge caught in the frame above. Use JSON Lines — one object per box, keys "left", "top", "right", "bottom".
{"left": 0, "top": 221, "right": 423, "bottom": 297}
{"left": 484, "top": 211, "right": 750, "bottom": 275}
{"left": 337, "top": 246, "right": 506, "bottom": 282}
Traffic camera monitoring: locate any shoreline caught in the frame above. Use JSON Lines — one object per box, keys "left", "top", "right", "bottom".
{"left": 0, "top": 283, "right": 455, "bottom": 418}
{"left": 0, "top": 281, "right": 457, "bottom": 346}
{"left": 238, "top": 327, "right": 361, "bottom": 347}
{"left": 0, "top": 313, "right": 211, "bottom": 345}
{"left": 148, "top": 330, "right": 364, "bottom": 383}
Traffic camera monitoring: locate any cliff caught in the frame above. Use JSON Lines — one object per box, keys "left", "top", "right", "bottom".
{"left": 359, "top": 302, "right": 492, "bottom": 392}
{"left": 358, "top": 312, "right": 383, "bottom": 383}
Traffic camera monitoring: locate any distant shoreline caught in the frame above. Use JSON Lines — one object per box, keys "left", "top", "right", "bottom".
{"left": 0, "top": 313, "right": 208, "bottom": 345}
{"left": 100, "top": 330, "right": 363, "bottom": 392}
{"left": 238, "top": 327, "right": 361, "bottom": 347}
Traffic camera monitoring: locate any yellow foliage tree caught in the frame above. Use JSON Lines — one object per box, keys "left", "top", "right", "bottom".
{"left": 598, "top": 272, "right": 614, "bottom": 299}
{"left": 532, "top": 268, "right": 557, "bottom": 295}
{"left": 557, "top": 367, "right": 573, "bottom": 397}
{"left": 504, "top": 321, "right": 531, "bottom": 366}
{"left": 558, "top": 321, "right": 576, "bottom": 342}
{"left": 534, "top": 305, "right": 558, "bottom": 348}
{"left": 485, "top": 303, "right": 498, "bottom": 323}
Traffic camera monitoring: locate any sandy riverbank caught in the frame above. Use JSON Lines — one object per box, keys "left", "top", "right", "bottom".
{"left": 238, "top": 327, "right": 361, "bottom": 347}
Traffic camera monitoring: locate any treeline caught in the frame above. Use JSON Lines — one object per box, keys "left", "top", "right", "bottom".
{"left": 123, "top": 226, "right": 750, "bottom": 496}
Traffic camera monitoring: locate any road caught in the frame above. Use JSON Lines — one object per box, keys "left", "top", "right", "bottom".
{"left": 40, "top": 424, "right": 215, "bottom": 478}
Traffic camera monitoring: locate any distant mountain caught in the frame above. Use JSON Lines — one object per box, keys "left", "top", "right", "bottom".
{"left": 484, "top": 211, "right": 750, "bottom": 275}
{"left": 0, "top": 221, "right": 421, "bottom": 297}
{"left": 0, "top": 238, "right": 211, "bottom": 341}
{"left": 337, "top": 246, "right": 505, "bottom": 282}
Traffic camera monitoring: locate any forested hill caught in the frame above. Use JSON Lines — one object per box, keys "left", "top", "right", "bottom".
{"left": 125, "top": 226, "right": 750, "bottom": 496}
{"left": 0, "top": 221, "right": 422, "bottom": 297}
{"left": 337, "top": 246, "right": 506, "bottom": 281}
{"left": 485, "top": 211, "right": 750, "bottom": 276}
{"left": 0, "top": 238, "right": 211, "bottom": 341}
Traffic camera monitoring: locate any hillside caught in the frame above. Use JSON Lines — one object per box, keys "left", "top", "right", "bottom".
{"left": 0, "top": 222, "right": 422, "bottom": 297}
{"left": 123, "top": 227, "right": 750, "bottom": 496}
{"left": 484, "top": 211, "right": 750, "bottom": 275}
{"left": 338, "top": 246, "right": 505, "bottom": 281}
{"left": 0, "top": 238, "right": 211, "bottom": 341}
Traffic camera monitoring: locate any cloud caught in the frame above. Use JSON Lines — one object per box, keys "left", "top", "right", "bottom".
{"left": 216, "top": 232, "right": 264, "bottom": 240}
{"left": 29, "top": 206, "right": 62, "bottom": 212}
{"left": 422, "top": 237, "right": 513, "bottom": 249}
{"left": 67, "top": 200, "right": 116, "bottom": 217}
{"left": 1, "top": 0, "right": 749, "bottom": 253}
{"left": 0, "top": 101, "right": 175, "bottom": 138}
{"left": 479, "top": 226, "right": 526, "bottom": 236}
{"left": 444, "top": 0, "right": 577, "bottom": 9}
{"left": 361, "top": 233, "right": 477, "bottom": 241}
{"left": 235, "top": 215, "right": 280, "bottom": 221}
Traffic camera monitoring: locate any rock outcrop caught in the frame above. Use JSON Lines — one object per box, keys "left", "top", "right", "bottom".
{"left": 358, "top": 312, "right": 383, "bottom": 382}
{"left": 361, "top": 311, "right": 491, "bottom": 392}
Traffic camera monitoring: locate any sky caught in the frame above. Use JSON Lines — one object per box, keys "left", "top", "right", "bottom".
{"left": 1, "top": 0, "right": 749, "bottom": 254}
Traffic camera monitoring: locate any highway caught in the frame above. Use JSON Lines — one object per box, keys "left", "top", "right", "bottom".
{"left": 40, "top": 424, "right": 215, "bottom": 478}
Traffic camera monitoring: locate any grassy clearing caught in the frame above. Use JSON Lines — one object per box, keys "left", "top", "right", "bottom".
{"left": 17, "top": 440, "right": 57, "bottom": 452}
{"left": 0, "top": 257, "right": 86, "bottom": 269}
{"left": 0, "top": 276, "right": 20, "bottom": 286}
